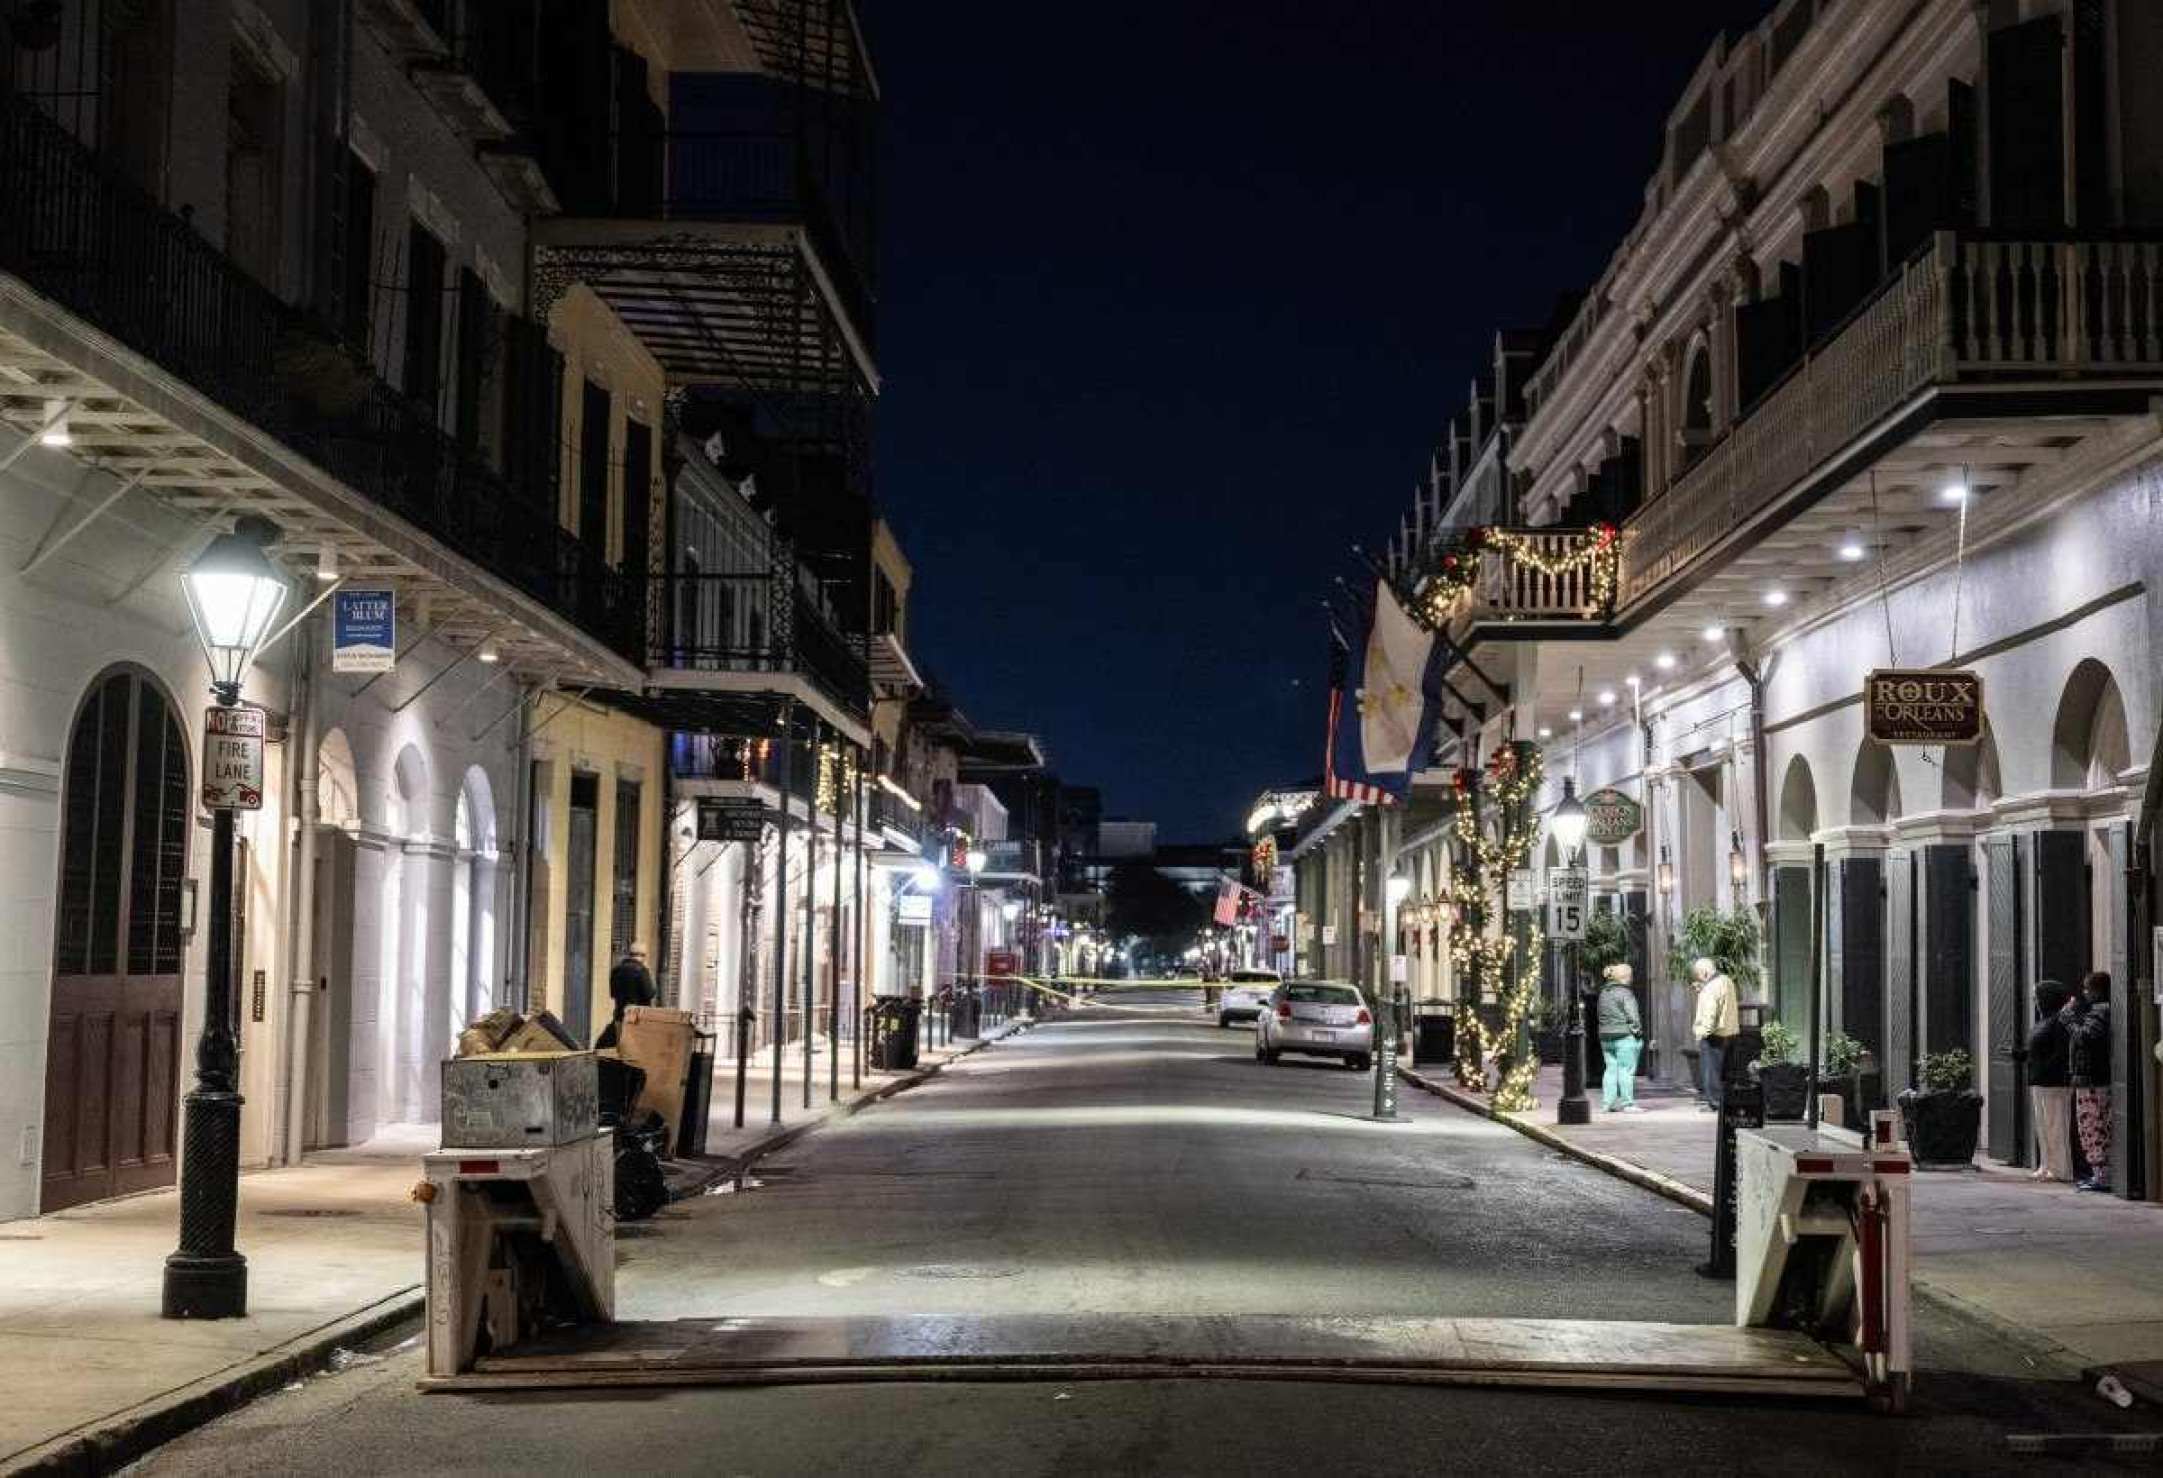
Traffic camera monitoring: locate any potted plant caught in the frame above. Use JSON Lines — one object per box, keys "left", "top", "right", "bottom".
{"left": 1535, "top": 997, "right": 1569, "bottom": 1065}
{"left": 1898, "top": 1049, "right": 1984, "bottom": 1169}
{"left": 1752, "top": 1019, "right": 1811, "bottom": 1121}
{"left": 1821, "top": 1030, "right": 1868, "bottom": 1128}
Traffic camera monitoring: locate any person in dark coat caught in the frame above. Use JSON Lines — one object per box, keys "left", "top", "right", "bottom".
{"left": 2026, "top": 980, "right": 2074, "bottom": 1182}
{"left": 609, "top": 943, "right": 658, "bottom": 1029}
{"left": 2067, "top": 971, "right": 2114, "bottom": 1192}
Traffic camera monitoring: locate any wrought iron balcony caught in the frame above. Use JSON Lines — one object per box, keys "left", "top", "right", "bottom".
{"left": 638, "top": 571, "right": 869, "bottom": 722}
{"left": 0, "top": 79, "right": 623, "bottom": 659}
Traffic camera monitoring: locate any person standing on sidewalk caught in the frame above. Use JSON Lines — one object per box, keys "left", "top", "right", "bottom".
{"left": 1691, "top": 957, "right": 1739, "bottom": 1112}
{"left": 606, "top": 943, "right": 658, "bottom": 1040}
{"left": 2026, "top": 980, "right": 2076, "bottom": 1182}
{"left": 2068, "top": 971, "right": 2114, "bottom": 1193}
{"left": 1595, "top": 963, "right": 1644, "bottom": 1113}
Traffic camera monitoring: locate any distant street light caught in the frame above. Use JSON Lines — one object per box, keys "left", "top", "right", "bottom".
{"left": 166, "top": 516, "right": 288, "bottom": 1320}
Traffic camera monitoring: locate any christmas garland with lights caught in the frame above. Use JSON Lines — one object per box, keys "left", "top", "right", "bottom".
{"left": 1416, "top": 523, "right": 1620, "bottom": 626}
{"left": 1445, "top": 740, "right": 1546, "bottom": 1108}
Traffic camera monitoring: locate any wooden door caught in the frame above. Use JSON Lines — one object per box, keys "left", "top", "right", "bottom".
{"left": 43, "top": 669, "right": 189, "bottom": 1212}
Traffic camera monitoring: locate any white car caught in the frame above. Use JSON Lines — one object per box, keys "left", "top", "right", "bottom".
{"left": 1215, "top": 969, "right": 1280, "bottom": 1027}
{"left": 1255, "top": 981, "right": 1374, "bottom": 1070}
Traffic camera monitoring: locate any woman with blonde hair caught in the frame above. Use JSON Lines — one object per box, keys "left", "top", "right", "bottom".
{"left": 1595, "top": 963, "right": 1644, "bottom": 1113}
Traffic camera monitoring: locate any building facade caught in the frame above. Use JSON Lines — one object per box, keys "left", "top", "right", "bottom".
{"left": 1324, "top": 0, "right": 2163, "bottom": 1199}
{"left": 0, "top": 0, "right": 887, "bottom": 1222}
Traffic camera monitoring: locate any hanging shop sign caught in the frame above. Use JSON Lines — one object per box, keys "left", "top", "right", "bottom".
{"left": 1582, "top": 787, "right": 1643, "bottom": 846}
{"left": 986, "top": 949, "right": 1019, "bottom": 978}
{"left": 1865, "top": 668, "right": 1984, "bottom": 745}
{"left": 695, "top": 796, "right": 769, "bottom": 842}
{"left": 897, "top": 893, "right": 933, "bottom": 925}
{"left": 330, "top": 588, "right": 396, "bottom": 673}
{"left": 202, "top": 706, "right": 266, "bottom": 811}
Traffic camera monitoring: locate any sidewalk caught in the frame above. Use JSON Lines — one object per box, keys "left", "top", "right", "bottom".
{"left": 1402, "top": 1059, "right": 2163, "bottom": 1373}
{"left": 0, "top": 1021, "right": 1024, "bottom": 1475}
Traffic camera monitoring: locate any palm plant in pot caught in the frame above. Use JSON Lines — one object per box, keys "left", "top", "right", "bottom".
{"left": 1751, "top": 1019, "right": 1811, "bottom": 1121}
{"left": 1535, "top": 997, "right": 1569, "bottom": 1065}
{"left": 1898, "top": 1049, "right": 1983, "bottom": 1169}
{"left": 1821, "top": 1029, "right": 1870, "bottom": 1128}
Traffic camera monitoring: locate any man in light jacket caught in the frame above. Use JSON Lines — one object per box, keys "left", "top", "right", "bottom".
{"left": 1691, "top": 956, "right": 1739, "bottom": 1111}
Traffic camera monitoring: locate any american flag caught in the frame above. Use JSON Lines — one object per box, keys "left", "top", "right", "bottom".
{"left": 1323, "top": 621, "right": 1392, "bottom": 806}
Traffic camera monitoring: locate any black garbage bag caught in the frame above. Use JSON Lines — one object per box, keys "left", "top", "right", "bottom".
{"left": 613, "top": 1110, "right": 669, "bottom": 1222}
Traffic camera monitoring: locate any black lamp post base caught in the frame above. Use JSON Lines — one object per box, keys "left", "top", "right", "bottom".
{"left": 163, "top": 1254, "right": 248, "bottom": 1319}
{"left": 1556, "top": 1096, "right": 1592, "bottom": 1126}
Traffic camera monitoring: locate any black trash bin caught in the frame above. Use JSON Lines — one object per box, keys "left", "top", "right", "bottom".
{"left": 953, "top": 989, "right": 981, "bottom": 1039}
{"left": 1414, "top": 1009, "right": 1455, "bottom": 1065}
{"left": 871, "top": 997, "right": 921, "bottom": 1070}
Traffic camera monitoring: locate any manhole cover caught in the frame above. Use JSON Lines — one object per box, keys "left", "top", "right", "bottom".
{"left": 1297, "top": 1168, "right": 1476, "bottom": 1191}
{"left": 899, "top": 1263, "right": 1023, "bottom": 1281}
{"left": 262, "top": 1208, "right": 364, "bottom": 1219}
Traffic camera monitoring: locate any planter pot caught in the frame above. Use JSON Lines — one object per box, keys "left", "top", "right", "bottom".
{"left": 1898, "top": 1088, "right": 1984, "bottom": 1169}
{"left": 1756, "top": 1061, "right": 1811, "bottom": 1121}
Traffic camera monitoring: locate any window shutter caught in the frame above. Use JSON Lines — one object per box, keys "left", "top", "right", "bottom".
{"left": 1988, "top": 14, "right": 2066, "bottom": 231}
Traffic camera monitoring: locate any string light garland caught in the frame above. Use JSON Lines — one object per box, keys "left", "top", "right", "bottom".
{"left": 1443, "top": 740, "right": 1546, "bottom": 1108}
{"left": 1416, "top": 524, "right": 1620, "bottom": 626}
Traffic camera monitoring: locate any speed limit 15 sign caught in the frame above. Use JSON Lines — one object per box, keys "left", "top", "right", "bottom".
{"left": 1548, "top": 867, "right": 1588, "bottom": 942}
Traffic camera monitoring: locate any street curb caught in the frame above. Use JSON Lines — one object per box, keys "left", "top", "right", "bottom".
{"left": 1398, "top": 1065, "right": 2096, "bottom": 1377}
{"left": 1, "top": 1288, "right": 424, "bottom": 1478}
{"left": 721, "top": 1020, "right": 1027, "bottom": 1175}
{"left": 1396, "top": 1066, "right": 1714, "bottom": 1216}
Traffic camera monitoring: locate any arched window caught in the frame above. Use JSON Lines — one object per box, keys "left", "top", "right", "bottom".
{"left": 45, "top": 666, "right": 189, "bottom": 1211}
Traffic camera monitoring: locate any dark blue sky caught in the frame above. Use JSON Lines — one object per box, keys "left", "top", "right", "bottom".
{"left": 865, "top": 1, "right": 1767, "bottom": 840}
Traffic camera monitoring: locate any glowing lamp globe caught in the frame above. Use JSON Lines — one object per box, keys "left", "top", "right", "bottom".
{"left": 181, "top": 516, "right": 288, "bottom": 696}
{"left": 1550, "top": 777, "right": 1589, "bottom": 862}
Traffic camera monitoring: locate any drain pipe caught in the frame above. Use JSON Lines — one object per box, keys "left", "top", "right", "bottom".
{"left": 278, "top": 615, "right": 321, "bottom": 1166}
{"left": 1734, "top": 650, "right": 1773, "bottom": 917}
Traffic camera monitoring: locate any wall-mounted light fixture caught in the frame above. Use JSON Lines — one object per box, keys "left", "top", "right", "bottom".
{"left": 1729, "top": 830, "right": 1748, "bottom": 892}
{"left": 1656, "top": 844, "right": 1675, "bottom": 897}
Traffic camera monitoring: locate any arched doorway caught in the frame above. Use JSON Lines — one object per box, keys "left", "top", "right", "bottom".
{"left": 43, "top": 667, "right": 190, "bottom": 1212}
{"left": 452, "top": 767, "right": 499, "bottom": 1027}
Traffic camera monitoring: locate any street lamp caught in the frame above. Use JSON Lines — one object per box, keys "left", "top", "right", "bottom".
{"left": 167, "top": 516, "right": 288, "bottom": 1319}
{"left": 1550, "top": 777, "right": 1588, "bottom": 861}
{"left": 1551, "top": 777, "right": 1593, "bottom": 1127}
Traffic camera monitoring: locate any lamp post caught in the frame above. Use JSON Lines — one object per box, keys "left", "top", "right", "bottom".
{"left": 166, "top": 517, "right": 288, "bottom": 1319}
{"left": 1549, "top": 777, "right": 1592, "bottom": 1127}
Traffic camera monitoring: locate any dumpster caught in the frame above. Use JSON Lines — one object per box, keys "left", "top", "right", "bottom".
{"left": 1413, "top": 1008, "right": 1455, "bottom": 1066}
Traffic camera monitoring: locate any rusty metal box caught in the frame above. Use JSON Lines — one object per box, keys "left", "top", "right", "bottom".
{"left": 440, "top": 1051, "right": 600, "bottom": 1148}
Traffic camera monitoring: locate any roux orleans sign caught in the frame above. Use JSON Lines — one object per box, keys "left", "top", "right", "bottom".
{"left": 1582, "top": 786, "right": 1643, "bottom": 846}
{"left": 1865, "top": 668, "right": 1985, "bottom": 745}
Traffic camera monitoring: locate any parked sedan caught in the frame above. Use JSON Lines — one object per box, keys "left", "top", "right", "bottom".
{"left": 1215, "top": 969, "right": 1281, "bottom": 1027}
{"left": 1254, "top": 981, "right": 1374, "bottom": 1070}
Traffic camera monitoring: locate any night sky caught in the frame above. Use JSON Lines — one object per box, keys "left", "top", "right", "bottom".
{"left": 864, "top": 1, "right": 1768, "bottom": 841}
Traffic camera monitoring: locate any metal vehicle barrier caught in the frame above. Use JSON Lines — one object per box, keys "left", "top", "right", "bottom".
{"left": 1735, "top": 1110, "right": 1913, "bottom": 1410}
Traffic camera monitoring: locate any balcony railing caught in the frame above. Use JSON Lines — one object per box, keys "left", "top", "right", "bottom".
{"left": 555, "top": 129, "right": 875, "bottom": 345}
{"left": 0, "top": 80, "right": 621, "bottom": 656}
{"left": 1468, "top": 529, "right": 1615, "bottom": 623}
{"left": 1616, "top": 230, "right": 2163, "bottom": 610}
{"left": 642, "top": 572, "right": 869, "bottom": 718}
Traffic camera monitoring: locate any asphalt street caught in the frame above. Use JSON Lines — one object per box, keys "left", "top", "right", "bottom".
{"left": 129, "top": 995, "right": 2162, "bottom": 1475}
